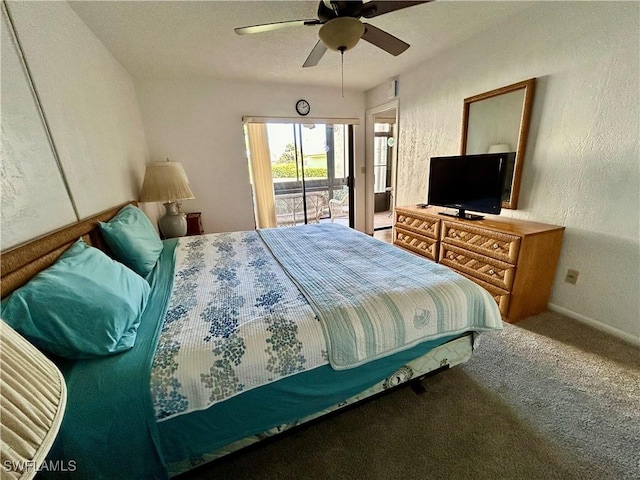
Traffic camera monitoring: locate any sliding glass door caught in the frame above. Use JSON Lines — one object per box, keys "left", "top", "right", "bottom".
{"left": 245, "top": 121, "right": 354, "bottom": 229}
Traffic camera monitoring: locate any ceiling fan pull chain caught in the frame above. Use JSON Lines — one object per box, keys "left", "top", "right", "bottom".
{"left": 340, "top": 48, "right": 344, "bottom": 98}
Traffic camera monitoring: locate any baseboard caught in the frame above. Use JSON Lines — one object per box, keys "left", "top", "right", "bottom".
{"left": 548, "top": 303, "right": 640, "bottom": 347}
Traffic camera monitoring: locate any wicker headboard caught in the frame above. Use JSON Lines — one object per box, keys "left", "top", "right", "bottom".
{"left": 1, "top": 201, "right": 136, "bottom": 299}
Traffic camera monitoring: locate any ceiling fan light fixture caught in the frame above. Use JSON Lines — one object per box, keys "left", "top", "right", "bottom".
{"left": 319, "top": 17, "right": 365, "bottom": 52}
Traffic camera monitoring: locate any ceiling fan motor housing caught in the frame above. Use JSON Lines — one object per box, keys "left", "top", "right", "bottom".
{"left": 318, "top": 1, "right": 364, "bottom": 22}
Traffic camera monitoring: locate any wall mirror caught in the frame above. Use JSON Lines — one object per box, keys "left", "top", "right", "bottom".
{"left": 461, "top": 78, "right": 536, "bottom": 209}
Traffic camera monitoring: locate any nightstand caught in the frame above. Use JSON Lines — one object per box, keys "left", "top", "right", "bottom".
{"left": 186, "top": 212, "right": 204, "bottom": 236}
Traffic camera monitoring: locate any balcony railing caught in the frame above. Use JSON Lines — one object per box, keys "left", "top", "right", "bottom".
{"left": 273, "top": 179, "right": 347, "bottom": 227}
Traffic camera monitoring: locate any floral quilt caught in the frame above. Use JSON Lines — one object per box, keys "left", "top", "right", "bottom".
{"left": 150, "top": 232, "right": 327, "bottom": 422}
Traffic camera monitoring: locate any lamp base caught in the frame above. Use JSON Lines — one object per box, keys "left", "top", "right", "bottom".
{"left": 158, "top": 202, "right": 187, "bottom": 238}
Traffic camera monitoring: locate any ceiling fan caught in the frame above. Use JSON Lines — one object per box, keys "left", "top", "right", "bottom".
{"left": 234, "top": 1, "right": 432, "bottom": 67}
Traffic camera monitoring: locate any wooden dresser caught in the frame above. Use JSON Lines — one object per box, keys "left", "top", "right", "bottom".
{"left": 393, "top": 206, "right": 565, "bottom": 323}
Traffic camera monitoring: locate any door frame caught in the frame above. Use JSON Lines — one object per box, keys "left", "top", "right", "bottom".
{"left": 243, "top": 117, "right": 357, "bottom": 228}
{"left": 365, "top": 99, "right": 399, "bottom": 235}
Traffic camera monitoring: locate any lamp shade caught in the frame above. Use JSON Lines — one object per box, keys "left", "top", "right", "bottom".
{"left": 1, "top": 320, "right": 67, "bottom": 480}
{"left": 139, "top": 161, "right": 195, "bottom": 203}
{"left": 488, "top": 143, "right": 512, "bottom": 154}
{"left": 319, "top": 17, "right": 365, "bottom": 51}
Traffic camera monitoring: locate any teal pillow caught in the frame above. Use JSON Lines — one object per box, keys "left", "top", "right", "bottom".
{"left": 99, "top": 204, "right": 163, "bottom": 276}
{"left": 0, "top": 239, "right": 150, "bottom": 359}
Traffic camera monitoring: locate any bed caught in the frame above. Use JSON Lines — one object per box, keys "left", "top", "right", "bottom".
{"left": 0, "top": 202, "right": 503, "bottom": 479}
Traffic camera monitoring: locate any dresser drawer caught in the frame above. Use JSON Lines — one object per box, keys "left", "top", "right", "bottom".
{"left": 394, "top": 209, "right": 440, "bottom": 240}
{"left": 394, "top": 227, "right": 438, "bottom": 261}
{"left": 441, "top": 221, "right": 520, "bottom": 263}
{"left": 458, "top": 272, "right": 510, "bottom": 317}
{"left": 439, "top": 243, "right": 515, "bottom": 291}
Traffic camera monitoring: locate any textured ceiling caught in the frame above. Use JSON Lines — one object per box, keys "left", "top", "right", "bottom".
{"left": 69, "top": 0, "right": 534, "bottom": 91}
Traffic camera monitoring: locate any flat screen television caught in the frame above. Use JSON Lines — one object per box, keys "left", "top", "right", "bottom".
{"left": 427, "top": 153, "right": 507, "bottom": 220}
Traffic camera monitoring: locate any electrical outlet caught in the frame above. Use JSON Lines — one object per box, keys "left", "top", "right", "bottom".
{"left": 565, "top": 269, "right": 579, "bottom": 285}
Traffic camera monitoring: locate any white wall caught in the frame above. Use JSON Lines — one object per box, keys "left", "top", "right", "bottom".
{"left": 1, "top": 6, "right": 77, "bottom": 248}
{"left": 366, "top": 2, "right": 640, "bottom": 342}
{"left": 135, "top": 79, "right": 366, "bottom": 233}
{"left": 1, "top": 1, "right": 149, "bottom": 249}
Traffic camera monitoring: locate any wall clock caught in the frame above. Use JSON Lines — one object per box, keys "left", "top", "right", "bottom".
{"left": 296, "top": 99, "right": 310, "bottom": 116}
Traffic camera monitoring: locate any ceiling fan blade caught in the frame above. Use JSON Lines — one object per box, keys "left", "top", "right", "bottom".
{"left": 303, "top": 40, "right": 328, "bottom": 68}
{"left": 235, "top": 19, "right": 320, "bottom": 35}
{"left": 361, "top": 23, "right": 409, "bottom": 56}
{"left": 361, "top": 1, "right": 432, "bottom": 19}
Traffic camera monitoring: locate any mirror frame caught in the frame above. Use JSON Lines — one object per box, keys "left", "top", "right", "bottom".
{"left": 461, "top": 78, "right": 536, "bottom": 210}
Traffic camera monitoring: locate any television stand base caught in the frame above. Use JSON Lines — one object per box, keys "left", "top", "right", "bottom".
{"left": 438, "top": 211, "right": 484, "bottom": 221}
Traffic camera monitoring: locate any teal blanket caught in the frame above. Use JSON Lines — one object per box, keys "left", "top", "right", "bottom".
{"left": 258, "top": 224, "right": 503, "bottom": 369}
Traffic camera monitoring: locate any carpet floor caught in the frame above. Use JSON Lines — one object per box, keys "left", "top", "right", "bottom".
{"left": 179, "top": 311, "right": 640, "bottom": 480}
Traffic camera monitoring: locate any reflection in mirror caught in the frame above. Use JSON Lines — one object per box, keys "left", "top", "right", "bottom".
{"left": 372, "top": 107, "right": 397, "bottom": 230}
{"left": 461, "top": 78, "right": 536, "bottom": 209}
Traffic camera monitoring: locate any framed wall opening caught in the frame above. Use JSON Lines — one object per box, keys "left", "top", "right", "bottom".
{"left": 244, "top": 118, "right": 356, "bottom": 229}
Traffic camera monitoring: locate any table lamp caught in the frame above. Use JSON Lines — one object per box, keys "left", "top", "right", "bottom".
{"left": 0, "top": 321, "right": 67, "bottom": 479}
{"left": 139, "top": 160, "right": 195, "bottom": 238}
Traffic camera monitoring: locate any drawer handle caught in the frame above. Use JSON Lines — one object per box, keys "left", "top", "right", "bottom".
{"left": 452, "top": 232, "right": 458, "bottom": 238}
{"left": 488, "top": 269, "right": 495, "bottom": 275}
{"left": 492, "top": 243, "right": 499, "bottom": 249}
{"left": 449, "top": 254, "right": 455, "bottom": 260}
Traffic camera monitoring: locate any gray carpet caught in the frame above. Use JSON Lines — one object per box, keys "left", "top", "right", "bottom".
{"left": 180, "top": 311, "right": 640, "bottom": 480}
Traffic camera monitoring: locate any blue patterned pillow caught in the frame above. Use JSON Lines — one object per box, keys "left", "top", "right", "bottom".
{"left": 99, "top": 204, "right": 163, "bottom": 276}
{"left": 0, "top": 239, "right": 150, "bottom": 359}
